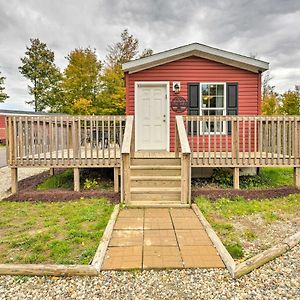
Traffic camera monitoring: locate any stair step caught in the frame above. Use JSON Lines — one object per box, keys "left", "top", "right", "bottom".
{"left": 131, "top": 158, "right": 181, "bottom": 165}
{"left": 130, "top": 193, "right": 181, "bottom": 202}
{"left": 130, "top": 165, "right": 181, "bottom": 170}
{"left": 130, "top": 176, "right": 181, "bottom": 181}
{"left": 130, "top": 187, "right": 181, "bottom": 194}
{"left": 128, "top": 201, "right": 188, "bottom": 208}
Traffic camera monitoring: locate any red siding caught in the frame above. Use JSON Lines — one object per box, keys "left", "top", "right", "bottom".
{"left": 0, "top": 116, "right": 6, "bottom": 142}
{"left": 126, "top": 56, "right": 261, "bottom": 150}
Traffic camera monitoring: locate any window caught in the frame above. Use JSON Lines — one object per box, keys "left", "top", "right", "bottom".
{"left": 200, "top": 83, "right": 226, "bottom": 134}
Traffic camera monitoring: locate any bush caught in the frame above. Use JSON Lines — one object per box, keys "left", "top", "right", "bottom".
{"left": 211, "top": 168, "right": 233, "bottom": 187}
{"left": 83, "top": 179, "right": 99, "bottom": 190}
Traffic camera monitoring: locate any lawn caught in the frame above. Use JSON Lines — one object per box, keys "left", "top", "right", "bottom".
{"left": 196, "top": 194, "right": 300, "bottom": 260}
{"left": 37, "top": 168, "right": 114, "bottom": 191}
{"left": 192, "top": 167, "right": 294, "bottom": 189}
{"left": 0, "top": 198, "right": 114, "bottom": 264}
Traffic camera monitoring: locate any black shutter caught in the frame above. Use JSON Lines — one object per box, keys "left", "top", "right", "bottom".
{"left": 226, "top": 83, "right": 238, "bottom": 134}
{"left": 188, "top": 83, "right": 200, "bottom": 134}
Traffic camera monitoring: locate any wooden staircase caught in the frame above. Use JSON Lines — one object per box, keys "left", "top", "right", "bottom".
{"left": 128, "top": 158, "right": 182, "bottom": 206}
{"left": 121, "top": 116, "right": 191, "bottom": 207}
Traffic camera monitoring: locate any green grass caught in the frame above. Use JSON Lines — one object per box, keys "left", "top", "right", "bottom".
{"left": 0, "top": 198, "right": 114, "bottom": 264}
{"left": 195, "top": 194, "right": 300, "bottom": 259}
{"left": 37, "top": 168, "right": 114, "bottom": 191}
{"left": 37, "top": 169, "right": 74, "bottom": 190}
{"left": 258, "top": 167, "right": 294, "bottom": 187}
{"left": 194, "top": 167, "right": 294, "bottom": 189}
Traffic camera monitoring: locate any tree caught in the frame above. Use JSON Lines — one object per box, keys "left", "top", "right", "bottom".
{"left": 61, "top": 48, "right": 102, "bottom": 114}
{"left": 106, "top": 29, "right": 139, "bottom": 68}
{"left": 139, "top": 48, "right": 153, "bottom": 58}
{"left": 280, "top": 90, "right": 300, "bottom": 115}
{"left": 97, "top": 65, "right": 126, "bottom": 114}
{"left": 261, "top": 72, "right": 279, "bottom": 115}
{"left": 0, "top": 70, "right": 9, "bottom": 102}
{"left": 100, "top": 29, "right": 152, "bottom": 115}
{"left": 19, "top": 38, "right": 61, "bottom": 112}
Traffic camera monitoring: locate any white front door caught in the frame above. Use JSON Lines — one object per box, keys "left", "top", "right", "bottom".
{"left": 136, "top": 83, "right": 168, "bottom": 151}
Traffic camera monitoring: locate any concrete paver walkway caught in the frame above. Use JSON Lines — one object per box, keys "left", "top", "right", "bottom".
{"left": 102, "top": 208, "right": 225, "bottom": 270}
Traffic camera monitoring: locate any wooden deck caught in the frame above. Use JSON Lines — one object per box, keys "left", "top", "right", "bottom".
{"left": 10, "top": 148, "right": 298, "bottom": 168}
{"left": 5, "top": 114, "right": 300, "bottom": 205}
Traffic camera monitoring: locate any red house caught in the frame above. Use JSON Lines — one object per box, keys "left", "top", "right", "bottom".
{"left": 123, "top": 43, "right": 269, "bottom": 152}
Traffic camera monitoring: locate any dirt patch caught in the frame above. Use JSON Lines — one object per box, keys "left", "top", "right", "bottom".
{"left": 3, "top": 169, "right": 120, "bottom": 204}
{"left": 192, "top": 186, "right": 300, "bottom": 201}
{"left": 231, "top": 214, "right": 299, "bottom": 261}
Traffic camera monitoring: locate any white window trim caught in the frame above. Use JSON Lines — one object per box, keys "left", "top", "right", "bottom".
{"left": 199, "top": 82, "right": 227, "bottom": 134}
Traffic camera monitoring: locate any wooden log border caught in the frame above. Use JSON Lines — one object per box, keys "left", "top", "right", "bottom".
{"left": 234, "top": 231, "right": 300, "bottom": 278}
{"left": 192, "top": 204, "right": 300, "bottom": 279}
{"left": 192, "top": 204, "right": 236, "bottom": 277}
{"left": 91, "top": 204, "right": 119, "bottom": 271}
{"left": 0, "top": 204, "right": 120, "bottom": 277}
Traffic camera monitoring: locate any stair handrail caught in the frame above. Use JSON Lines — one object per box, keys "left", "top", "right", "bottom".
{"left": 175, "top": 116, "right": 191, "bottom": 156}
{"left": 121, "top": 115, "right": 134, "bottom": 155}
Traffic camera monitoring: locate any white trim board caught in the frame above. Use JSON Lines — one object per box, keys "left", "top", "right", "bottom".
{"left": 134, "top": 81, "right": 170, "bottom": 151}
{"left": 123, "top": 43, "right": 269, "bottom": 74}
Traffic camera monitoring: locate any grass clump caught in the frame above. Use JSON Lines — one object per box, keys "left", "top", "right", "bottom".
{"left": 0, "top": 198, "right": 114, "bottom": 264}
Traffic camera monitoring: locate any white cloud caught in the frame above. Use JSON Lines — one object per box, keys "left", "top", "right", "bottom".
{"left": 0, "top": 0, "right": 299, "bottom": 111}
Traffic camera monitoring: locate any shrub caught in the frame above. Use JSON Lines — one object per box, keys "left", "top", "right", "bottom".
{"left": 211, "top": 168, "right": 233, "bottom": 187}
{"left": 83, "top": 179, "right": 99, "bottom": 190}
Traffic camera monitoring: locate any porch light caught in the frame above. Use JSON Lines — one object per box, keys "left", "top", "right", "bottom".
{"left": 173, "top": 82, "right": 181, "bottom": 94}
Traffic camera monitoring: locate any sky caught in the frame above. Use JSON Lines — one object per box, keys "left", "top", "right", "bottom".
{"left": 0, "top": 0, "right": 299, "bottom": 111}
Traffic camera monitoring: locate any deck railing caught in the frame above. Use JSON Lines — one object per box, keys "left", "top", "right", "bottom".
{"left": 183, "top": 115, "right": 300, "bottom": 167}
{"left": 6, "top": 115, "right": 126, "bottom": 167}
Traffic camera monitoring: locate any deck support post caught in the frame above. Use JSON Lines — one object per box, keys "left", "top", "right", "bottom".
{"left": 11, "top": 167, "right": 18, "bottom": 194}
{"left": 49, "top": 168, "right": 54, "bottom": 176}
{"left": 294, "top": 167, "right": 300, "bottom": 188}
{"left": 114, "top": 167, "right": 119, "bottom": 193}
{"left": 74, "top": 167, "right": 80, "bottom": 192}
{"left": 122, "top": 154, "right": 130, "bottom": 203}
{"left": 233, "top": 167, "right": 240, "bottom": 189}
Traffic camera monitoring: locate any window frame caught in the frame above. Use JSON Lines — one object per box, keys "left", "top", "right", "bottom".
{"left": 199, "top": 82, "right": 227, "bottom": 135}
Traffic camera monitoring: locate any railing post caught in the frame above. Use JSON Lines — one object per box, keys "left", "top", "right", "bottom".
{"left": 181, "top": 153, "right": 191, "bottom": 204}
{"left": 176, "top": 116, "right": 191, "bottom": 205}
{"left": 11, "top": 167, "right": 18, "bottom": 194}
{"left": 232, "top": 119, "right": 239, "bottom": 162}
{"left": 175, "top": 118, "right": 180, "bottom": 158}
{"left": 294, "top": 167, "right": 300, "bottom": 188}
{"left": 8, "top": 117, "right": 14, "bottom": 166}
{"left": 121, "top": 116, "right": 134, "bottom": 204}
{"left": 74, "top": 167, "right": 80, "bottom": 192}
{"left": 233, "top": 167, "right": 240, "bottom": 189}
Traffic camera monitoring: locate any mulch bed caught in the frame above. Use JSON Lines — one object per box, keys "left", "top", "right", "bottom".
{"left": 192, "top": 186, "right": 300, "bottom": 201}
{"left": 4, "top": 170, "right": 120, "bottom": 204}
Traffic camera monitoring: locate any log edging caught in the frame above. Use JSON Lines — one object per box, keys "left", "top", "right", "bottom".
{"left": 0, "top": 204, "right": 120, "bottom": 277}
{"left": 192, "top": 204, "right": 300, "bottom": 279}
{"left": 234, "top": 231, "right": 300, "bottom": 278}
{"left": 91, "top": 204, "right": 119, "bottom": 271}
{"left": 192, "top": 204, "right": 236, "bottom": 277}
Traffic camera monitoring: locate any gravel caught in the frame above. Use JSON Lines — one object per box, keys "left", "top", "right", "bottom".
{"left": 0, "top": 244, "right": 299, "bottom": 300}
